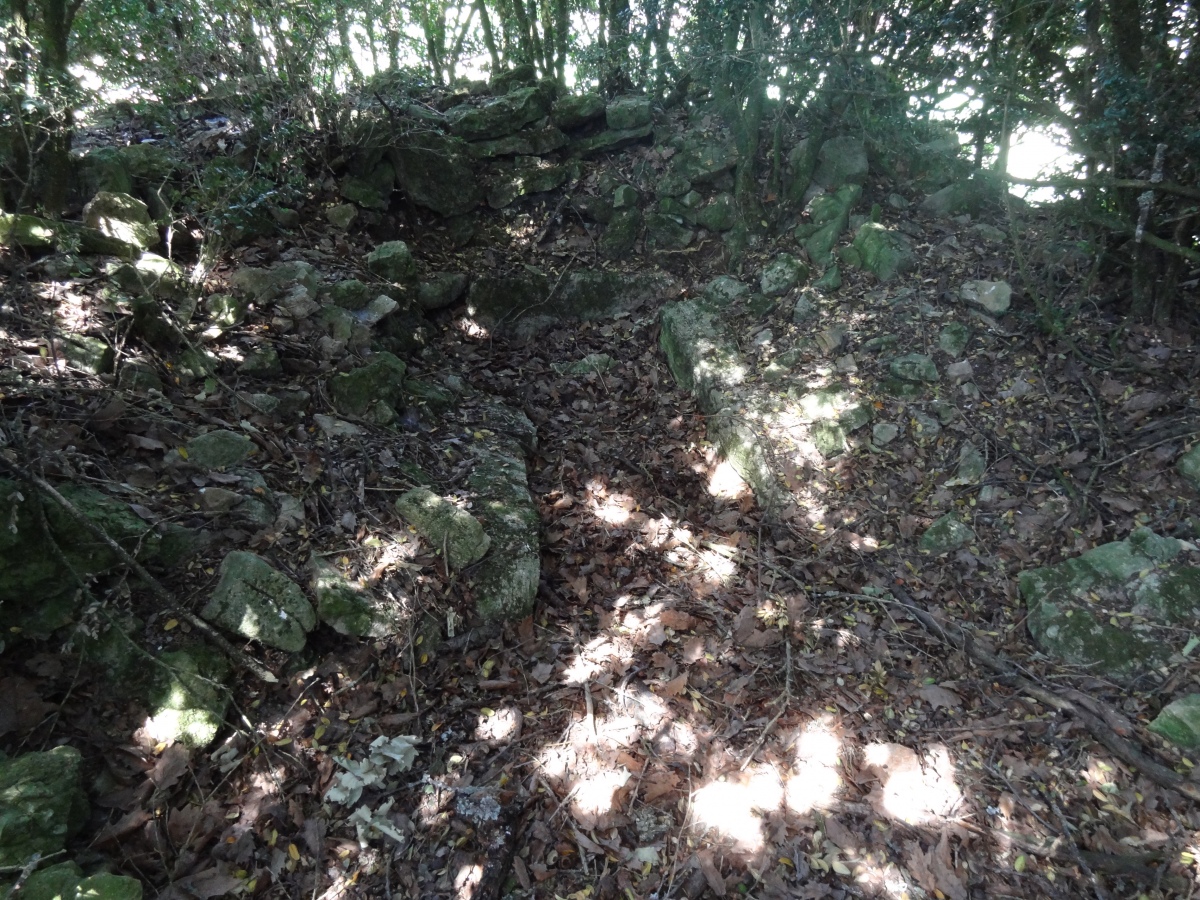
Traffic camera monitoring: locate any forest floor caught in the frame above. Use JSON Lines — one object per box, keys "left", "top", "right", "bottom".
{"left": 5, "top": 135, "right": 1200, "bottom": 900}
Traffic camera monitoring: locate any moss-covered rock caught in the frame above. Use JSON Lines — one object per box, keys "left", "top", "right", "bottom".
{"left": 919, "top": 515, "right": 975, "bottom": 554}
{"left": 760, "top": 253, "right": 809, "bottom": 297}
{"left": 396, "top": 488, "right": 491, "bottom": 570}
{"left": 0, "top": 746, "right": 88, "bottom": 867}
{"left": 367, "top": 241, "right": 417, "bottom": 282}
{"left": 466, "top": 443, "right": 540, "bottom": 620}
{"left": 695, "top": 193, "right": 737, "bottom": 232}
{"left": 1179, "top": 445, "right": 1200, "bottom": 491}
{"left": 145, "top": 643, "right": 230, "bottom": 748}
{"left": 82, "top": 191, "right": 159, "bottom": 250}
{"left": 1149, "top": 695, "right": 1200, "bottom": 749}
{"left": 569, "top": 123, "right": 654, "bottom": 157}
{"left": 470, "top": 125, "right": 568, "bottom": 158}
{"left": 17, "top": 862, "right": 141, "bottom": 900}
{"left": 200, "top": 551, "right": 315, "bottom": 652}
{"left": 328, "top": 352, "right": 407, "bottom": 419}
{"left": 447, "top": 86, "right": 550, "bottom": 141}
{"left": 938, "top": 322, "right": 970, "bottom": 357}
{"left": 389, "top": 131, "right": 481, "bottom": 217}
{"left": 799, "top": 184, "right": 862, "bottom": 268}
{"left": 551, "top": 92, "right": 606, "bottom": 130}
{"left": 310, "top": 558, "right": 401, "bottom": 637}
{"left": 812, "top": 136, "right": 868, "bottom": 189}
{"left": 486, "top": 158, "right": 575, "bottom": 208}
{"left": 186, "top": 430, "right": 255, "bottom": 469}
{"left": 59, "top": 334, "right": 114, "bottom": 374}
{"left": 846, "top": 222, "right": 916, "bottom": 282}
{"left": 889, "top": 353, "right": 939, "bottom": 383}
{"left": 645, "top": 213, "right": 694, "bottom": 251}
{"left": 600, "top": 209, "right": 642, "bottom": 258}
{"left": 606, "top": 97, "right": 652, "bottom": 130}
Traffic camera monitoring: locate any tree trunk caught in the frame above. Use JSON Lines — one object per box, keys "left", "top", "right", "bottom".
{"left": 34, "top": 0, "right": 80, "bottom": 216}
{"left": 476, "top": 0, "right": 502, "bottom": 73}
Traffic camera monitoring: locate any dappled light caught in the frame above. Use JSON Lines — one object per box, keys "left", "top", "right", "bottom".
{"left": 862, "top": 743, "right": 966, "bottom": 826}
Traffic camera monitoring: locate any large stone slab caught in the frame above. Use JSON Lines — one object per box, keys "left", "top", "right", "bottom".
{"left": 389, "top": 132, "right": 482, "bottom": 216}
{"left": 0, "top": 746, "right": 88, "bottom": 867}
{"left": 396, "top": 488, "right": 491, "bottom": 570}
{"left": 467, "top": 269, "right": 674, "bottom": 338}
{"left": 446, "top": 86, "right": 550, "bottom": 141}
{"left": 201, "top": 551, "right": 316, "bottom": 652}
{"left": 1020, "top": 528, "right": 1200, "bottom": 679}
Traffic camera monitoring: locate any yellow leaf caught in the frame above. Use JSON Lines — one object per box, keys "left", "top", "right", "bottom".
{"left": 831, "top": 860, "right": 851, "bottom": 875}
{"left": 1015, "top": 854, "right": 1026, "bottom": 872}
{"left": 313, "top": 725, "right": 326, "bottom": 742}
{"left": 163, "top": 619, "right": 179, "bottom": 631}
{"left": 288, "top": 843, "right": 300, "bottom": 860}
{"left": 481, "top": 707, "right": 495, "bottom": 717}
{"left": 178, "top": 447, "right": 189, "bottom": 459}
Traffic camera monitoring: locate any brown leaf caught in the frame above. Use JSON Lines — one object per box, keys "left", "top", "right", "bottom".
{"left": 659, "top": 609, "right": 696, "bottom": 631}
{"left": 151, "top": 744, "right": 191, "bottom": 791}
{"left": 695, "top": 849, "right": 727, "bottom": 897}
{"left": 660, "top": 673, "right": 688, "bottom": 697}
{"left": 905, "top": 835, "right": 966, "bottom": 900}
{"left": 918, "top": 684, "right": 963, "bottom": 710}
{"left": 176, "top": 867, "right": 244, "bottom": 899}
{"left": 0, "top": 677, "right": 53, "bottom": 738}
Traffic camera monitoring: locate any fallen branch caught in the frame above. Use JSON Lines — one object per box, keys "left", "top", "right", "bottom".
{"left": 0, "top": 457, "right": 277, "bottom": 683}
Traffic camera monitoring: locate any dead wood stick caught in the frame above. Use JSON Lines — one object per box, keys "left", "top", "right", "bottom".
{"left": 878, "top": 574, "right": 1200, "bottom": 804}
{"left": 0, "top": 458, "right": 277, "bottom": 683}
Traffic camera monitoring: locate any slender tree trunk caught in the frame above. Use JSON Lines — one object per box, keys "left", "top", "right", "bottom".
{"left": 35, "top": 0, "right": 81, "bottom": 216}
{"left": 476, "top": 0, "right": 502, "bottom": 73}
{"left": 552, "top": 0, "right": 567, "bottom": 82}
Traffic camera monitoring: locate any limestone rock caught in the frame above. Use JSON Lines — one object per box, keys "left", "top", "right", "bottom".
{"left": 16, "top": 863, "right": 141, "bottom": 900}
{"left": 310, "top": 558, "right": 401, "bottom": 637}
{"left": 487, "top": 158, "right": 575, "bottom": 208}
{"left": 396, "top": 488, "right": 491, "bottom": 570}
{"left": 201, "top": 551, "right": 316, "bottom": 651}
{"left": 329, "top": 352, "right": 407, "bottom": 419}
{"left": 326, "top": 203, "right": 358, "bottom": 229}
{"left": 1179, "top": 445, "right": 1200, "bottom": 490}
{"left": 0, "top": 746, "right": 88, "bottom": 867}
{"left": 417, "top": 273, "right": 469, "bottom": 311}
{"left": 672, "top": 142, "right": 737, "bottom": 184}
{"left": 1149, "top": 695, "right": 1200, "bottom": 748}
{"left": 946, "top": 441, "right": 986, "bottom": 486}
{"left": 889, "top": 353, "right": 939, "bottom": 383}
{"left": 569, "top": 123, "right": 654, "bottom": 157}
{"left": 919, "top": 515, "right": 975, "bottom": 554}
{"left": 367, "top": 240, "right": 417, "bottom": 282}
{"left": 695, "top": 193, "right": 737, "bottom": 231}
{"left": 186, "top": 430, "right": 255, "bottom": 469}
{"left": 846, "top": 222, "right": 916, "bottom": 281}
{"left": 612, "top": 184, "right": 639, "bottom": 209}
{"left": 812, "top": 136, "right": 868, "bottom": 189}
{"left": 872, "top": 422, "right": 900, "bottom": 445}
{"left": 645, "top": 213, "right": 694, "bottom": 251}
{"left": 59, "top": 334, "right": 114, "bottom": 374}
{"left": 599, "top": 209, "right": 642, "bottom": 258}
{"left": 447, "top": 86, "right": 550, "bottom": 141}
{"left": 470, "top": 125, "right": 568, "bottom": 158}
{"left": 606, "top": 97, "right": 652, "bottom": 130}
{"left": 467, "top": 441, "right": 540, "bottom": 620}
{"left": 83, "top": 191, "right": 159, "bottom": 250}
{"left": 959, "top": 279, "right": 1012, "bottom": 315}
{"left": 938, "top": 322, "right": 970, "bottom": 356}
{"left": 229, "top": 260, "right": 320, "bottom": 303}
{"left": 760, "top": 253, "right": 808, "bottom": 297}
{"left": 551, "top": 92, "right": 606, "bottom": 130}
{"left": 144, "top": 644, "right": 230, "bottom": 748}
{"left": 704, "top": 275, "right": 750, "bottom": 308}
{"left": 389, "top": 132, "right": 481, "bottom": 216}
{"left": 1020, "top": 528, "right": 1193, "bottom": 678}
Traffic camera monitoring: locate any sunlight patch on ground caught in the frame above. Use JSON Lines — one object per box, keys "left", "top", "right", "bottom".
{"left": 862, "top": 743, "right": 964, "bottom": 825}
{"left": 474, "top": 706, "right": 521, "bottom": 742}
{"left": 784, "top": 715, "right": 844, "bottom": 814}
{"left": 561, "top": 635, "right": 635, "bottom": 683}
{"left": 590, "top": 490, "right": 638, "bottom": 525}
{"left": 455, "top": 317, "right": 489, "bottom": 339}
{"left": 453, "top": 862, "right": 483, "bottom": 898}
{"left": 691, "top": 765, "right": 785, "bottom": 854}
{"left": 706, "top": 457, "right": 751, "bottom": 499}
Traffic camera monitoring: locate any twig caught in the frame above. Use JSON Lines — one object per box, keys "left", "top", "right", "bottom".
{"left": 0, "top": 457, "right": 277, "bottom": 683}
{"left": 740, "top": 638, "right": 792, "bottom": 771}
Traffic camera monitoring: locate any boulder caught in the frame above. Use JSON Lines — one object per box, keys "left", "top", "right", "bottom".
{"left": 695, "top": 193, "right": 737, "bottom": 231}
{"left": 0, "top": 746, "right": 88, "bottom": 867}
{"left": 797, "top": 184, "right": 861, "bottom": 267}
{"left": 599, "top": 209, "right": 642, "bottom": 259}
{"left": 310, "top": 557, "right": 401, "bottom": 637}
{"left": 490, "top": 63, "right": 538, "bottom": 93}
{"left": 389, "top": 132, "right": 481, "bottom": 216}
{"left": 229, "top": 260, "right": 320, "bottom": 303}
{"left": 551, "top": 92, "right": 606, "bottom": 130}
{"left": 938, "top": 322, "right": 970, "bottom": 356}
{"left": 82, "top": 191, "right": 159, "bottom": 250}
{"left": 144, "top": 644, "right": 230, "bottom": 748}
{"left": 59, "top": 334, "right": 114, "bottom": 374}
{"left": 569, "top": 123, "right": 654, "bottom": 157}
{"left": 704, "top": 275, "right": 750, "bottom": 308}
{"left": 447, "top": 86, "right": 550, "bottom": 141}
{"left": 1149, "top": 695, "right": 1200, "bottom": 749}
{"left": 1021, "top": 528, "right": 1197, "bottom": 679}
{"left": 645, "top": 213, "right": 694, "bottom": 251}
{"left": 0, "top": 480, "right": 168, "bottom": 637}
{"left": 186, "top": 430, "right": 255, "bottom": 469}
{"left": 0, "top": 213, "right": 139, "bottom": 258}
{"left": 329, "top": 351, "right": 407, "bottom": 420}
{"left": 367, "top": 240, "right": 417, "bottom": 282}
{"left": 672, "top": 142, "right": 737, "bottom": 184}
{"left": 470, "top": 125, "right": 568, "bottom": 158}
{"left": 959, "top": 279, "right": 1012, "bottom": 315}
{"left": 919, "top": 515, "right": 975, "bottom": 553}
{"left": 605, "top": 97, "right": 652, "bottom": 130}
{"left": 326, "top": 203, "right": 358, "bottom": 229}
{"left": 760, "top": 253, "right": 808, "bottom": 297}
{"left": 889, "top": 353, "right": 939, "bottom": 383}
{"left": 1179, "top": 445, "right": 1200, "bottom": 491}
{"left": 487, "top": 158, "right": 575, "bottom": 208}
{"left": 417, "top": 273, "right": 469, "bottom": 311}
{"left": 844, "top": 222, "right": 916, "bottom": 282}
{"left": 812, "top": 136, "right": 868, "bottom": 189}
{"left": 396, "top": 488, "right": 491, "bottom": 570}
{"left": 466, "top": 442, "right": 540, "bottom": 620}
{"left": 15, "top": 862, "right": 141, "bottom": 900}
{"left": 201, "top": 551, "right": 316, "bottom": 652}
